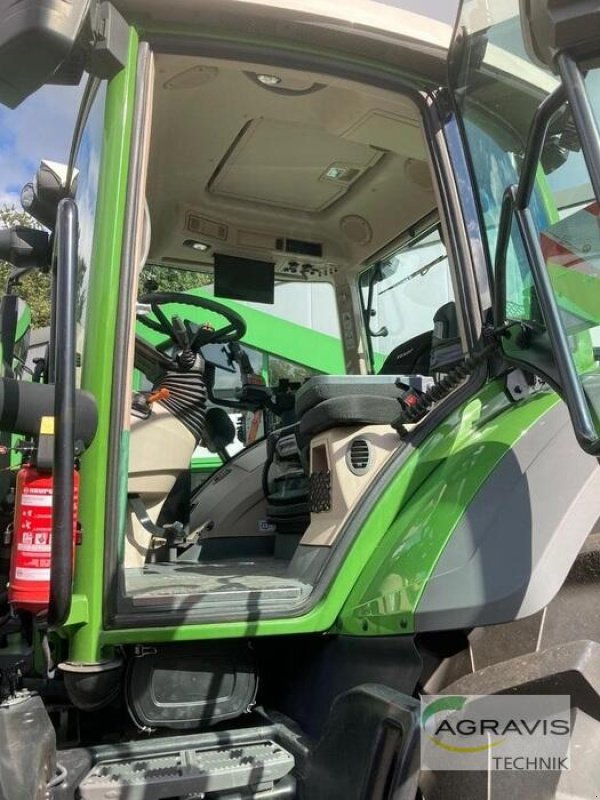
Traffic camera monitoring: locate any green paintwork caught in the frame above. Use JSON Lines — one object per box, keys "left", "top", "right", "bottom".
{"left": 92, "top": 381, "right": 559, "bottom": 648}
{"left": 137, "top": 288, "right": 345, "bottom": 375}
{"left": 191, "top": 454, "right": 223, "bottom": 472}
{"left": 547, "top": 264, "right": 600, "bottom": 327}
{"left": 15, "top": 302, "right": 31, "bottom": 343}
{"left": 337, "top": 383, "right": 560, "bottom": 635}
{"left": 535, "top": 164, "right": 560, "bottom": 227}
{"left": 66, "top": 30, "right": 139, "bottom": 663}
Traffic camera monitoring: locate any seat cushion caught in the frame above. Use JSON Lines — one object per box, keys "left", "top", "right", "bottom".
{"left": 298, "top": 394, "right": 400, "bottom": 438}
{"left": 295, "top": 375, "right": 402, "bottom": 418}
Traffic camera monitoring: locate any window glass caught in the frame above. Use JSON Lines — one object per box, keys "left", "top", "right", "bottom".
{"left": 72, "top": 81, "right": 107, "bottom": 373}
{"left": 451, "top": 2, "right": 559, "bottom": 278}
{"left": 137, "top": 265, "right": 344, "bottom": 377}
{"left": 360, "top": 225, "right": 455, "bottom": 372}
{"left": 454, "top": 2, "right": 600, "bottom": 376}
{"left": 536, "top": 76, "right": 600, "bottom": 373}
{"left": 134, "top": 265, "right": 342, "bottom": 464}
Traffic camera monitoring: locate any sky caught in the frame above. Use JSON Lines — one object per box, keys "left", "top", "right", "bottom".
{"left": 0, "top": 83, "right": 83, "bottom": 207}
{"left": 0, "top": 2, "right": 459, "bottom": 209}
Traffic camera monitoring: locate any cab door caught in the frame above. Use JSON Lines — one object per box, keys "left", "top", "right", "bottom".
{"left": 448, "top": 0, "right": 600, "bottom": 454}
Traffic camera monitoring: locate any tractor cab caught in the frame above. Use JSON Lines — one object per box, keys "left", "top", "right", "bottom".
{"left": 119, "top": 56, "right": 458, "bottom": 613}
{"left": 1, "top": 0, "right": 600, "bottom": 798}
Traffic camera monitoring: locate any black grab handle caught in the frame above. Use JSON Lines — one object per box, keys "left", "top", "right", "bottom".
{"left": 48, "top": 198, "right": 78, "bottom": 629}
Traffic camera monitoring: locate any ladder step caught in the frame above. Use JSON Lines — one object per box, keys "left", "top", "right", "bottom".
{"left": 78, "top": 739, "right": 295, "bottom": 800}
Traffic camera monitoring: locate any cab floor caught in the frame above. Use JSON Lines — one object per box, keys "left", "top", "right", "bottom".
{"left": 124, "top": 557, "right": 312, "bottom": 610}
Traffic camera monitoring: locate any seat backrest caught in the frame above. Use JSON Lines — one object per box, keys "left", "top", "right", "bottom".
{"left": 378, "top": 329, "right": 433, "bottom": 376}
{"left": 430, "top": 300, "right": 462, "bottom": 371}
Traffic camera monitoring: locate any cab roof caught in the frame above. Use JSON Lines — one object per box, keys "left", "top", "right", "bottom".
{"left": 113, "top": 0, "right": 453, "bottom": 85}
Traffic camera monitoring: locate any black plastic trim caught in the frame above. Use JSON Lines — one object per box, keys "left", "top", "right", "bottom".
{"left": 423, "top": 89, "right": 489, "bottom": 350}
{"left": 48, "top": 198, "right": 78, "bottom": 628}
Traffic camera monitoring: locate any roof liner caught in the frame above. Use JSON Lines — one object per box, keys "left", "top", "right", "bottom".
{"left": 146, "top": 54, "right": 436, "bottom": 276}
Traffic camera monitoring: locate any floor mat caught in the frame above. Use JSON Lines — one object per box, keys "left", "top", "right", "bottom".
{"left": 124, "top": 557, "right": 312, "bottom": 611}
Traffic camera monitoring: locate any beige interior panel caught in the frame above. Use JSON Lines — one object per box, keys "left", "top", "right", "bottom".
{"left": 125, "top": 405, "right": 197, "bottom": 567}
{"left": 343, "top": 110, "right": 425, "bottom": 159}
{"left": 125, "top": 497, "right": 166, "bottom": 569}
{"left": 301, "top": 424, "right": 399, "bottom": 547}
{"left": 146, "top": 54, "right": 436, "bottom": 277}
{"left": 209, "top": 118, "right": 383, "bottom": 212}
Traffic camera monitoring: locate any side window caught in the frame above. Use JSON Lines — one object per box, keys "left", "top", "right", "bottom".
{"left": 71, "top": 81, "right": 107, "bottom": 376}
{"left": 360, "top": 225, "right": 455, "bottom": 373}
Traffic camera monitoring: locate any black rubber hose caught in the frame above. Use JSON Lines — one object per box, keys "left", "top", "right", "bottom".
{"left": 0, "top": 379, "right": 97, "bottom": 446}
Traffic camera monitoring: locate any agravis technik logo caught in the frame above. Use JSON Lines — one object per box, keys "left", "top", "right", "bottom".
{"left": 420, "top": 694, "right": 571, "bottom": 771}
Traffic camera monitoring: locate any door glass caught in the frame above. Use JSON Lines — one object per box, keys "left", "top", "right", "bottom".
{"left": 536, "top": 82, "right": 600, "bottom": 373}
{"left": 501, "top": 89, "right": 600, "bottom": 384}
{"left": 71, "top": 80, "right": 107, "bottom": 379}
{"left": 450, "top": 0, "right": 600, "bottom": 445}
{"left": 360, "top": 224, "right": 455, "bottom": 373}
{"left": 449, "top": 0, "right": 559, "bottom": 267}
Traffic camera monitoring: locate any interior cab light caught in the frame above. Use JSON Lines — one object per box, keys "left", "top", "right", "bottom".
{"left": 183, "top": 239, "right": 210, "bottom": 251}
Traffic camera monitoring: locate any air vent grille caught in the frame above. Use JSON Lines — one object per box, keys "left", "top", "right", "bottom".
{"left": 347, "top": 438, "right": 371, "bottom": 476}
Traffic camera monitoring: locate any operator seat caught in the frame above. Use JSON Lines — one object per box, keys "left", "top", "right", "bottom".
{"left": 295, "top": 301, "right": 461, "bottom": 439}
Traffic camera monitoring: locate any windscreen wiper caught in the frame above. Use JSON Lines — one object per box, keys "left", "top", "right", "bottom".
{"left": 378, "top": 253, "right": 447, "bottom": 296}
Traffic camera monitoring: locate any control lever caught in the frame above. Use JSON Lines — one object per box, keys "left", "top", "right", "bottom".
{"left": 171, "top": 315, "right": 191, "bottom": 350}
{"left": 129, "top": 495, "right": 186, "bottom": 562}
{"left": 131, "top": 387, "right": 171, "bottom": 419}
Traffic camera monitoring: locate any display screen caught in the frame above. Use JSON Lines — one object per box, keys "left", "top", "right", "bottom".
{"left": 214, "top": 254, "right": 275, "bottom": 304}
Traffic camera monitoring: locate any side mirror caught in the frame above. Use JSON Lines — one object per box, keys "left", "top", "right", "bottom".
{"left": 21, "top": 160, "right": 71, "bottom": 230}
{"left": 0, "top": 0, "right": 90, "bottom": 108}
{"left": 0, "top": 295, "right": 32, "bottom": 378}
{"left": 520, "top": 0, "right": 600, "bottom": 72}
{"left": 0, "top": 227, "right": 50, "bottom": 271}
{"left": 0, "top": 0, "right": 128, "bottom": 109}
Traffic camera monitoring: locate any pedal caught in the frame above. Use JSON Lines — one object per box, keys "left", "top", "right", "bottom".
{"left": 79, "top": 739, "right": 294, "bottom": 799}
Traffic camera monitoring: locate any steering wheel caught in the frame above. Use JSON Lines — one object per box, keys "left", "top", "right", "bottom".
{"left": 137, "top": 293, "right": 247, "bottom": 356}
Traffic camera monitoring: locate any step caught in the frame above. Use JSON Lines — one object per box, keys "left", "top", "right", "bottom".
{"left": 78, "top": 739, "right": 294, "bottom": 800}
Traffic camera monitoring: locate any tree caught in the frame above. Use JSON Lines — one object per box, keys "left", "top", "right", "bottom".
{"left": 0, "top": 204, "right": 52, "bottom": 328}
{"left": 139, "top": 263, "right": 213, "bottom": 295}
{"left": 0, "top": 204, "right": 215, "bottom": 329}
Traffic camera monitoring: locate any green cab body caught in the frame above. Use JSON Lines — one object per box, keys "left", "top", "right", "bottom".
{"left": 0, "top": 0, "right": 599, "bottom": 797}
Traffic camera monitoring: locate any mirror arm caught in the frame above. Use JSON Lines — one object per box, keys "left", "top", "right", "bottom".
{"left": 515, "top": 84, "right": 566, "bottom": 210}
{"left": 556, "top": 52, "right": 600, "bottom": 206}
{"left": 494, "top": 85, "right": 566, "bottom": 326}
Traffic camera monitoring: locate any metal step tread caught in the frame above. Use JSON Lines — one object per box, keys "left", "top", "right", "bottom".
{"left": 78, "top": 739, "right": 294, "bottom": 800}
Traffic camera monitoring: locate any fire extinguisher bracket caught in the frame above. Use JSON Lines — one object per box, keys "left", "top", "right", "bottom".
{"left": 37, "top": 415, "right": 55, "bottom": 470}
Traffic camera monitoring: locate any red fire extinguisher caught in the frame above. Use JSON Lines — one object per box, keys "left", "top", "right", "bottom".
{"left": 8, "top": 464, "right": 79, "bottom": 612}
